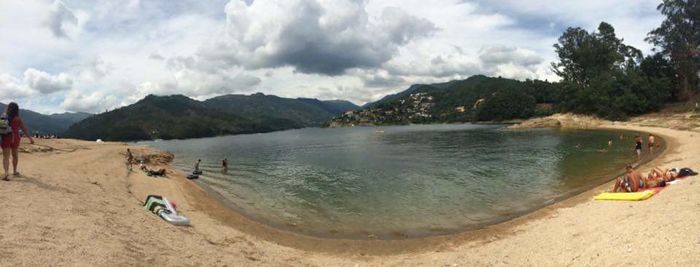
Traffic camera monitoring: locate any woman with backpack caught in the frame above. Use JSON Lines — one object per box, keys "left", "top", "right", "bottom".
{"left": 1, "top": 102, "right": 34, "bottom": 181}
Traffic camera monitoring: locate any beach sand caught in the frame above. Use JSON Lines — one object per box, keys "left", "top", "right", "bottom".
{"left": 1, "top": 120, "right": 699, "bottom": 266}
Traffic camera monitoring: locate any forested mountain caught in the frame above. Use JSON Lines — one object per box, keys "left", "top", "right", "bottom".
{"left": 333, "top": 8, "right": 698, "bottom": 127}
{"left": 330, "top": 75, "right": 559, "bottom": 126}
{"left": 48, "top": 112, "right": 93, "bottom": 125}
{"left": 0, "top": 102, "right": 92, "bottom": 135}
{"left": 64, "top": 94, "right": 358, "bottom": 141}
{"left": 204, "top": 93, "right": 358, "bottom": 127}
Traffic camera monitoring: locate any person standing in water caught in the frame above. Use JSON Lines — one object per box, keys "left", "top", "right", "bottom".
{"left": 648, "top": 134, "right": 656, "bottom": 153}
{"left": 608, "top": 139, "right": 613, "bottom": 147}
{"left": 222, "top": 158, "right": 228, "bottom": 172}
{"left": 1, "top": 102, "right": 35, "bottom": 181}
{"left": 194, "top": 159, "right": 201, "bottom": 173}
{"left": 634, "top": 135, "right": 643, "bottom": 160}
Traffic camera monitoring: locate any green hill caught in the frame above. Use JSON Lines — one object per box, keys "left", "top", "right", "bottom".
{"left": 203, "top": 93, "right": 356, "bottom": 127}
{"left": 330, "top": 75, "right": 560, "bottom": 126}
{"left": 64, "top": 94, "right": 359, "bottom": 141}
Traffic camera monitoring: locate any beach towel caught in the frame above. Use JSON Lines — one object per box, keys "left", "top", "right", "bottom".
{"left": 594, "top": 190, "right": 656, "bottom": 201}
{"left": 144, "top": 195, "right": 190, "bottom": 226}
{"left": 595, "top": 174, "right": 694, "bottom": 201}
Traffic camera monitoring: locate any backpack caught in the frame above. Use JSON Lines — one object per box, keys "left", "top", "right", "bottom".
{"left": 678, "top": 168, "right": 698, "bottom": 178}
{"left": 0, "top": 115, "right": 11, "bottom": 135}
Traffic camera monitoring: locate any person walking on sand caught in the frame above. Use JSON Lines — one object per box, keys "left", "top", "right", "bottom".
{"left": 126, "top": 148, "right": 134, "bottom": 171}
{"left": 1, "top": 102, "right": 35, "bottom": 181}
{"left": 648, "top": 134, "right": 656, "bottom": 153}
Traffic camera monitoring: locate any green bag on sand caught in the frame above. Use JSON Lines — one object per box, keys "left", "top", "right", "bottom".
{"left": 0, "top": 116, "right": 11, "bottom": 135}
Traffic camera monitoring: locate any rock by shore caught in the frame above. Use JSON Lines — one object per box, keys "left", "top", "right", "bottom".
{"left": 509, "top": 113, "right": 608, "bottom": 129}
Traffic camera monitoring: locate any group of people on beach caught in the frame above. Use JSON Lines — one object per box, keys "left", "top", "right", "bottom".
{"left": 612, "top": 164, "right": 678, "bottom": 192}
{"left": 125, "top": 149, "right": 229, "bottom": 178}
{"left": 125, "top": 148, "right": 167, "bottom": 176}
{"left": 1, "top": 102, "right": 34, "bottom": 181}
{"left": 604, "top": 133, "right": 658, "bottom": 160}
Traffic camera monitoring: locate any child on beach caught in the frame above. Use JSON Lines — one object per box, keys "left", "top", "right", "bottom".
{"left": 1, "top": 102, "right": 35, "bottom": 181}
{"left": 648, "top": 134, "right": 655, "bottom": 153}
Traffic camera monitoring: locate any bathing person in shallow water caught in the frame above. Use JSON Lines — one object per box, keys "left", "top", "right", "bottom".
{"left": 634, "top": 136, "right": 643, "bottom": 160}
{"left": 612, "top": 165, "right": 643, "bottom": 192}
{"left": 194, "top": 159, "right": 201, "bottom": 172}
{"left": 648, "top": 134, "right": 656, "bottom": 153}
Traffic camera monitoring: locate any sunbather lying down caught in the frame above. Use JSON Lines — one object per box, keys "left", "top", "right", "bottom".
{"left": 141, "top": 165, "right": 166, "bottom": 177}
{"left": 613, "top": 165, "right": 679, "bottom": 192}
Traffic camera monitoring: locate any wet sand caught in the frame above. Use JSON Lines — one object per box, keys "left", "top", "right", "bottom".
{"left": 1, "top": 121, "right": 699, "bottom": 266}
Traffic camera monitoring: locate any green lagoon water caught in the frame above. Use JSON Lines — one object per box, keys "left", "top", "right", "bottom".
{"left": 144, "top": 124, "right": 661, "bottom": 239}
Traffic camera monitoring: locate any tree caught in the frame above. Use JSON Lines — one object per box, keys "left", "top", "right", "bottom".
{"left": 646, "top": 0, "right": 700, "bottom": 101}
{"left": 552, "top": 22, "right": 641, "bottom": 89}
{"left": 475, "top": 89, "right": 535, "bottom": 121}
{"left": 552, "top": 22, "right": 668, "bottom": 119}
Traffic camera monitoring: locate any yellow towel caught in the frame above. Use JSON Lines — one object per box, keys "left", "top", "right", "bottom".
{"left": 594, "top": 190, "right": 655, "bottom": 201}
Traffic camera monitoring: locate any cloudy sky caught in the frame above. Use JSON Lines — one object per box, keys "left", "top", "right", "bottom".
{"left": 0, "top": 0, "right": 664, "bottom": 114}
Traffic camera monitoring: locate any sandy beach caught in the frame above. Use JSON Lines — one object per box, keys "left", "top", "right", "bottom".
{"left": 1, "top": 117, "right": 699, "bottom": 266}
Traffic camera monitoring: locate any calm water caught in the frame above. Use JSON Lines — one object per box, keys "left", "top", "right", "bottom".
{"left": 144, "top": 124, "right": 660, "bottom": 239}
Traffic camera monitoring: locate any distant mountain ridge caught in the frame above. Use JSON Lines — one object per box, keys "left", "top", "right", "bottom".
{"left": 65, "top": 93, "right": 359, "bottom": 141}
{"left": 0, "top": 102, "right": 92, "bottom": 135}
{"left": 330, "top": 75, "right": 560, "bottom": 126}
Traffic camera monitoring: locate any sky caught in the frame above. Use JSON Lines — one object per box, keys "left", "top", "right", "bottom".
{"left": 0, "top": 0, "right": 665, "bottom": 114}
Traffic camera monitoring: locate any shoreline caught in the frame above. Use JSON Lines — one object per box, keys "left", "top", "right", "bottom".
{"left": 5, "top": 119, "right": 699, "bottom": 265}
{"left": 158, "top": 125, "right": 669, "bottom": 255}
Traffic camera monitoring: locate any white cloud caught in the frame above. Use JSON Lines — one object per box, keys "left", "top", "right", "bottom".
{"left": 61, "top": 90, "right": 116, "bottom": 113}
{"left": 23, "top": 68, "right": 73, "bottom": 94}
{"left": 196, "top": 0, "right": 437, "bottom": 75}
{"left": 0, "top": 0, "right": 666, "bottom": 112}
{"left": 0, "top": 73, "right": 34, "bottom": 99}
{"left": 0, "top": 68, "right": 73, "bottom": 103}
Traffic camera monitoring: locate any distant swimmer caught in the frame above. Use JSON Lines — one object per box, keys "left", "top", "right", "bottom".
{"left": 608, "top": 139, "right": 613, "bottom": 147}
